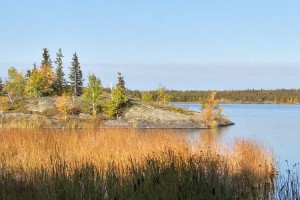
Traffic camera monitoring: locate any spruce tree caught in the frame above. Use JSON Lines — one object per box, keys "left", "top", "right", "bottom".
{"left": 33, "top": 62, "right": 37, "bottom": 70}
{"left": 0, "top": 77, "right": 3, "bottom": 95}
{"left": 41, "top": 48, "right": 52, "bottom": 67}
{"left": 69, "top": 53, "right": 83, "bottom": 96}
{"left": 25, "top": 69, "right": 31, "bottom": 81}
{"left": 53, "top": 48, "right": 66, "bottom": 95}
{"left": 40, "top": 48, "right": 55, "bottom": 96}
{"left": 116, "top": 72, "right": 125, "bottom": 89}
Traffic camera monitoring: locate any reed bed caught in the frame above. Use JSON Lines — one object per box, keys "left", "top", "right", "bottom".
{"left": 0, "top": 128, "right": 277, "bottom": 199}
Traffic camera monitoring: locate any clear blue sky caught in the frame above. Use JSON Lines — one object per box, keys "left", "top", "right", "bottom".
{"left": 0, "top": 0, "right": 300, "bottom": 90}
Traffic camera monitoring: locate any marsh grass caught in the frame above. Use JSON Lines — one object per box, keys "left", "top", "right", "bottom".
{"left": 0, "top": 129, "right": 277, "bottom": 199}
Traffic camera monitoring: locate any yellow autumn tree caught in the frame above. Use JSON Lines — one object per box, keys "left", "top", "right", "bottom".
{"left": 141, "top": 91, "right": 154, "bottom": 102}
{"left": 4, "top": 67, "right": 25, "bottom": 103}
{"left": 156, "top": 87, "right": 172, "bottom": 105}
{"left": 56, "top": 92, "right": 72, "bottom": 121}
{"left": 40, "top": 63, "right": 56, "bottom": 95}
{"left": 25, "top": 67, "right": 44, "bottom": 98}
{"left": 199, "top": 91, "right": 223, "bottom": 128}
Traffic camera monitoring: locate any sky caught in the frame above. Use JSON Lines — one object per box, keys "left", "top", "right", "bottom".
{"left": 0, "top": 0, "right": 300, "bottom": 90}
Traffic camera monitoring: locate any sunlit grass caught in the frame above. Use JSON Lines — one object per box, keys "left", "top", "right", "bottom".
{"left": 0, "top": 129, "right": 277, "bottom": 199}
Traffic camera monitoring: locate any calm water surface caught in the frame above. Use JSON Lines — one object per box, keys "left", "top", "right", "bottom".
{"left": 173, "top": 103, "right": 300, "bottom": 168}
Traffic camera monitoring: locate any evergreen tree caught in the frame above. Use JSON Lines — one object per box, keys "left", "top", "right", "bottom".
{"left": 82, "top": 74, "right": 103, "bottom": 117}
{"left": 116, "top": 72, "right": 125, "bottom": 89}
{"left": 25, "top": 69, "right": 31, "bottom": 81}
{"left": 104, "top": 72, "right": 129, "bottom": 118}
{"left": 41, "top": 48, "right": 52, "bottom": 67}
{"left": 33, "top": 62, "right": 37, "bottom": 70}
{"left": 36, "top": 48, "right": 56, "bottom": 96}
{"left": 69, "top": 53, "right": 83, "bottom": 96}
{"left": 0, "top": 77, "right": 3, "bottom": 95}
{"left": 53, "top": 48, "right": 66, "bottom": 95}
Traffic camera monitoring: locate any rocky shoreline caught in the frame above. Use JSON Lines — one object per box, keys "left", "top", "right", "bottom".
{"left": 0, "top": 98, "right": 234, "bottom": 129}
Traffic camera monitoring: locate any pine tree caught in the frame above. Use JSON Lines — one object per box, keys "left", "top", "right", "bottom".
{"left": 41, "top": 48, "right": 52, "bottom": 67}
{"left": 104, "top": 72, "right": 129, "bottom": 118}
{"left": 53, "top": 48, "right": 66, "bottom": 95}
{"left": 116, "top": 72, "right": 125, "bottom": 89}
{"left": 69, "top": 53, "right": 83, "bottom": 96}
{"left": 0, "top": 77, "right": 3, "bottom": 95}
{"left": 33, "top": 62, "right": 37, "bottom": 70}
{"left": 40, "top": 49, "right": 56, "bottom": 96}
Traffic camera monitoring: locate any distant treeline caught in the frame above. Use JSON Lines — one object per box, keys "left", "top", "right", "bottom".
{"left": 127, "top": 89, "right": 300, "bottom": 104}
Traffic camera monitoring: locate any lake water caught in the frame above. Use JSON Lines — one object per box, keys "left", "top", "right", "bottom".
{"left": 172, "top": 103, "right": 300, "bottom": 169}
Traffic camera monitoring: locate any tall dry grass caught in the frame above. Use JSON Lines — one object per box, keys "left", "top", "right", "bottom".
{"left": 0, "top": 128, "right": 276, "bottom": 199}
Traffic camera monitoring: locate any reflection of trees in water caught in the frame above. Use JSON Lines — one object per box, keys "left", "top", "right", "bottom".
{"left": 184, "top": 127, "right": 228, "bottom": 148}
{"left": 136, "top": 128, "right": 230, "bottom": 148}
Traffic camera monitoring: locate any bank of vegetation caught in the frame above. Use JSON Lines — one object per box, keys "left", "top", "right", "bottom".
{"left": 0, "top": 48, "right": 130, "bottom": 120}
{"left": 0, "top": 48, "right": 231, "bottom": 129}
{"left": 128, "top": 89, "right": 300, "bottom": 104}
{"left": 0, "top": 128, "right": 284, "bottom": 199}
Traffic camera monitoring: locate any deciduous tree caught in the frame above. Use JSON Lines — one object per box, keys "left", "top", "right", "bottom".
{"left": 199, "top": 91, "right": 223, "bottom": 127}
{"left": 40, "top": 63, "right": 56, "bottom": 95}
{"left": 156, "top": 86, "right": 172, "bottom": 105}
{"left": 141, "top": 91, "right": 153, "bottom": 102}
{"left": 25, "top": 67, "right": 43, "bottom": 98}
{"left": 104, "top": 73, "right": 129, "bottom": 118}
{"left": 82, "top": 74, "right": 103, "bottom": 117}
{"left": 56, "top": 92, "right": 72, "bottom": 121}
{"left": 4, "top": 67, "right": 25, "bottom": 103}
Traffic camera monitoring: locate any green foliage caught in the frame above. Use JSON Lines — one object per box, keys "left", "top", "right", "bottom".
{"left": 25, "top": 69, "right": 31, "bottom": 81}
{"left": 116, "top": 72, "right": 125, "bottom": 89}
{"left": 41, "top": 48, "right": 52, "bottom": 67}
{"left": 82, "top": 74, "right": 103, "bottom": 117}
{"left": 141, "top": 91, "right": 154, "bottom": 102}
{"left": 104, "top": 86, "right": 129, "bottom": 118}
{"left": 25, "top": 67, "right": 43, "bottom": 98}
{"left": 156, "top": 86, "right": 172, "bottom": 105}
{"left": 103, "top": 100, "right": 118, "bottom": 118}
{"left": 53, "top": 48, "right": 67, "bottom": 95}
{"left": 4, "top": 67, "right": 25, "bottom": 103}
{"left": 127, "top": 89, "right": 300, "bottom": 104}
{"left": 0, "top": 77, "right": 3, "bottom": 95}
{"left": 104, "top": 74, "right": 129, "bottom": 118}
{"left": 69, "top": 53, "right": 83, "bottom": 96}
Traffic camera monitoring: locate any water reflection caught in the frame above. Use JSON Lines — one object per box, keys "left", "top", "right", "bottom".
{"left": 173, "top": 103, "right": 300, "bottom": 169}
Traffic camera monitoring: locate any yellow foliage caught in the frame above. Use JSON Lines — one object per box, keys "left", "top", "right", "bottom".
{"left": 56, "top": 92, "right": 73, "bottom": 121}
{"left": 199, "top": 91, "right": 223, "bottom": 127}
{"left": 40, "top": 63, "right": 56, "bottom": 94}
